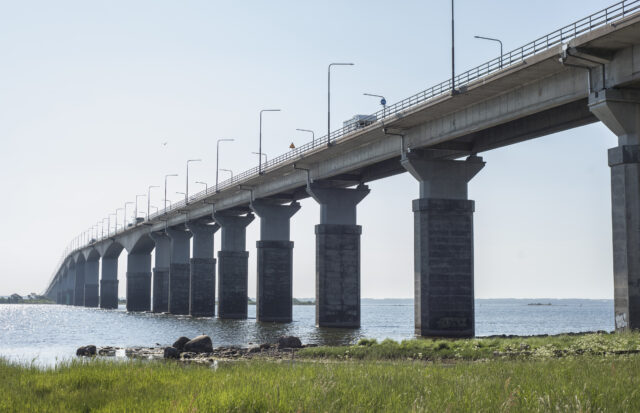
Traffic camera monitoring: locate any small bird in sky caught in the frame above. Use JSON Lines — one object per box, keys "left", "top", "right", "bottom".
{"left": 162, "top": 141, "right": 168, "bottom": 146}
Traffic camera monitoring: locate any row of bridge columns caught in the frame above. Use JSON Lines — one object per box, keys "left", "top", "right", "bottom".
{"left": 49, "top": 89, "right": 640, "bottom": 335}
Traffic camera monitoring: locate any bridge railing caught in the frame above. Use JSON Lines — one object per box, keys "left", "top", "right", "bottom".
{"left": 46, "top": 0, "right": 640, "bottom": 293}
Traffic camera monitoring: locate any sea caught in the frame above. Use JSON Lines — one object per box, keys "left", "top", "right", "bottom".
{"left": 0, "top": 299, "right": 613, "bottom": 366}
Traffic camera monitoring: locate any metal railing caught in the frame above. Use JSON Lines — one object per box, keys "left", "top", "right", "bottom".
{"left": 44, "top": 0, "right": 640, "bottom": 294}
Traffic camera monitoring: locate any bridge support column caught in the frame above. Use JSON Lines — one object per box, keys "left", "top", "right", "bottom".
{"left": 590, "top": 88, "right": 640, "bottom": 332}
{"left": 187, "top": 222, "right": 219, "bottom": 317}
{"left": 214, "top": 212, "right": 254, "bottom": 319}
{"left": 73, "top": 259, "right": 85, "bottom": 306}
{"left": 84, "top": 257, "right": 99, "bottom": 307}
{"left": 150, "top": 232, "right": 171, "bottom": 313}
{"left": 126, "top": 252, "right": 151, "bottom": 312}
{"left": 306, "top": 184, "right": 370, "bottom": 328}
{"left": 250, "top": 200, "right": 300, "bottom": 323}
{"left": 64, "top": 269, "right": 74, "bottom": 305}
{"left": 402, "top": 153, "right": 485, "bottom": 338}
{"left": 100, "top": 257, "right": 119, "bottom": 309}
{"left": 167, "top": 227, "right": 192, "bottom": 315}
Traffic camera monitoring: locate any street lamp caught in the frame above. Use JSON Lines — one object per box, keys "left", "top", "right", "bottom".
{"left": 114, "top": 209, "right": 122, "bottom": 233}
{"left": 328, "top": 63, "right": 354, "bottom": 146}
{"left": 103, "top": 218, "right": 109, "bottom": 238}
{"left": 220, "top": 168, "right": 233, "bottom": 179}
{"left": 252, "top": 151, "right": 267, "bottom": 164}
{"left": 135, "top": 194, "right": 145, "bottom": 224}
{"left": 259, "top": 109, "right": 280, "bottom": 174}
{"left": 216, "top": 138, "right": 234, "bottom": 193}
{"left": 296, "top": 128, "right": 315, "bottom": 146}
{"left": 124, "top": 202, "right": 134, "bottom": 228}
{"left": 147, "top": 185, "right": 159, "bottom": 221}
{"left": 451, "top": 0, "right": 456, "bottom": 93}
{"left": 162, "top": 199, "right": 173, "bottom": 208}
{"left": 195, "top": 181, "right": 208, "bottom": 193}
{"left": 186, "top": 159, "right": 202, "bottom": 204}
{"left": 164, "top": 174, "right": 178, "bottom": 211}
{"left": 363, "top": 93, "right": 387, "bottom": 120}
{"left": 474, "top": 35, "right": 503, "bottom": 68}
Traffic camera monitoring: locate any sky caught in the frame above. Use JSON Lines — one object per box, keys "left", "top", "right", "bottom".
{"left": 0, "top": 0, "right": 619, "bottom": 298}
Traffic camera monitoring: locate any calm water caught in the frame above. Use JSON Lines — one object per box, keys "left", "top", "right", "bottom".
{"left": 0, "top": 299, "right": 613, "bottom": 365}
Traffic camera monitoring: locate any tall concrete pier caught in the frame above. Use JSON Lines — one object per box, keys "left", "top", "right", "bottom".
{"left": 125, "top": 236, "right": 154, "bottom": 312}
{"left": 73, "top": 256, "right": 85, "bottom": 306}
{"left": 251, "top": 200, "right": 300, "bottom": 322}
{"left": 150, "top": 231, "right": 171, "bottom": 313}
{"left": 167, "top": 227, "right": 192, "bottom": 315}
{"left": 84, "top": 250, "right": 100, "bottom": 307}
{"left": 187, "top": 221, "right": 219, "bottom": 317}
{"left": 98, "top": 242, "right": 122, "bottom": 309}
{"left": 403, "top": 153, "right": 485, "bottom": 337}
{"left": 307, "top": 183, "right": 369, "bottom": 328}
{"left": 214, "top": 211, "right": 254, "bottom": 319}
{"left": 590, "top": 88, "right": 640, "bottom": 332}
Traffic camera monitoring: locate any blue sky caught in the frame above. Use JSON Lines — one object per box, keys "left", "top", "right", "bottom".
{"left": 0, "top": 0, "right": 618, "bottom": 298}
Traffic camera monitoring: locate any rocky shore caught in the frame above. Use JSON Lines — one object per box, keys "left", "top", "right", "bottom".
{"left": 76, "top": 335, "right": 316, "bottom": 364}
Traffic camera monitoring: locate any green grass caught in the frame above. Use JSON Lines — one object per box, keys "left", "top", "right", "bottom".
{"left": 2, "top": 355, "right": 640, "bottom": 412}
{"left": 298, "top": 332, "right": 640, "bottom": 361}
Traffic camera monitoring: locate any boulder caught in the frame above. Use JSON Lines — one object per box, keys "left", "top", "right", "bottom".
{"left": 184, "top": 335, "right": 213, "bottom": 354}
{"left": 277, "top": 336, "right": 302, "bottom": 349}
{"left": 76, "top": 345, "right": 97, "bottom": 357}
{"left": 172, "top": 336, "right": 191, "bottom": 352}
{"left": 163, "top": 347, "right": 180, "bottom": 359}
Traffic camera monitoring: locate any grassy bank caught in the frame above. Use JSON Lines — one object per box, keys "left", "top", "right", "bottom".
{"left": 1, "top": 355, "right": 639, "bottom": 412}
{"left": 298, "top": 331, "right": 640, "bottom": 361}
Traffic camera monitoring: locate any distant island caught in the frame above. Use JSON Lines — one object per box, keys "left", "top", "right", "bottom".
{"left": 0, "top": 293, "right": 54, "bottom": 304}
{"left": 527, "top": 302, "right": 552, "bottom": 306}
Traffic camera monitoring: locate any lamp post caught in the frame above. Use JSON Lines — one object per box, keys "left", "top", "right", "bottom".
{"left": 216, "top": 138, "right": 234, "bottom": 193}
{"left": 135, "top": 194, "right": 145, "bottom": 224}
{"left": 124, "top": 202, "right": 134, "bottom": 228}
{"left": 186, "top": 159, "right": 202, "bottom": 204}
{"left": 195, "top": 181, "right": 208, "bottom": 193}
{"left": 220, "top": 168, "right": 233, "bottom": 179}
{"left": 252, "top": 151, "right": 267, "bottom": 164}
{"left": 103, "top": 217, "right": 109, "bottom": 238}
{"left": 162, "top": 199, "right": 173, "bottom": 208}
{"left": 328, "top": 63, "right": 354, "bottom": 146}
{"left": 259, "top": 109, "right": 280, "bottom": 174}
{"left": 474, "top": 35, "right": 503, "bottom": 68}
{"left": 113, "top": 210, "right": 122, "bottom": 233}
{"left": 147, "top": 185, "right": 159, "bottom": 221}
{"left": 451, "top": 0, "right": 456, "bottom": 93}
{"left": 164, "top": 174, "right": 178, "bottom": 211}
{"left": 296, "top": 128, "right": 315, "bottom": 145}
{"left": 363, "top": 93, "right": 387, "bottom": 120}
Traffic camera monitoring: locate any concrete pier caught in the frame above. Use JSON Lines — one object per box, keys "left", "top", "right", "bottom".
{"left": 589, "top": 89, "right": 640, "bottom": 331}
{"left": 307, "top": 184, "right": 370, "bottom": 328}
{"left": 150, "top": 232, "right": 170, "bottom": 313}
{"left": 251, "top": 200, "right": 300, "bottom": 322}
{"left": 214, "top": 211, "right": 254, "bottom": 319}
{"left": 402, "top": 152, "right": 485, "bottom": 337}
{"left": 187, "top": 222, "right": 219, "bottom": 317}
{"left": 84, "top": 251, "right": 100, "bottom": 307}
{"left": 65, "top": 269, "right": 74, "bottom": 305}
{"left": 167, "top": 227, "right": 192, "bottom": 315}
{"left": 126, "top": 252, "right": 152, "bottom": 312}
{"left": 99, "top": 243, "right": 122, "bottom": 309}
{"left": 73, "top": 257, "right": 85, "bottom": 306}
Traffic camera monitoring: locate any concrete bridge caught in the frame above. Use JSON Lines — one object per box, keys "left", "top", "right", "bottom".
{"left": 44, "top": 1, "right": 640, "bottom": 337}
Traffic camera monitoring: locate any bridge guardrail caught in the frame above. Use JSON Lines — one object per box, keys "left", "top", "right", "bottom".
{"left": 44, "top": 0, "right": 640, "bottom": 294}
